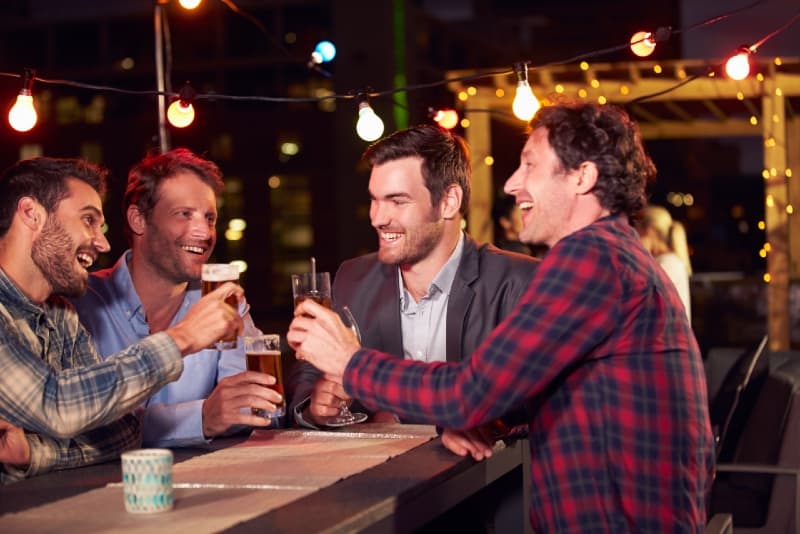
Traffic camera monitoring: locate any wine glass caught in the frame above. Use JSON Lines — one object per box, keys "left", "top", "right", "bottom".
{"left": 324, "top": 305, "right": 368, "bottom": 427}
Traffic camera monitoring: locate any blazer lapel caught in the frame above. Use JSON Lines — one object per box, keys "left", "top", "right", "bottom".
{"left": 446, "top": 237, "right": 478, "bottom": 362}
{"left": 374, "top": 264, "right": 404, "bottom": 358}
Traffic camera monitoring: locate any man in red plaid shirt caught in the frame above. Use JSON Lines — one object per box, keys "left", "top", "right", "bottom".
{"left": 288, "top": 101, "right": 714, "bottom": 532}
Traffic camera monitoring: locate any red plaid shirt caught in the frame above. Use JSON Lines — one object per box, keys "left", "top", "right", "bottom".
{"left": 345, "top": 215, "right": 714, "bottom": 533}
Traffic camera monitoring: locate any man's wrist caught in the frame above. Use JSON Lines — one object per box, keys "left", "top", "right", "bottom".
{"left": 293, "top": 397, "right": 321, "bottom": 430}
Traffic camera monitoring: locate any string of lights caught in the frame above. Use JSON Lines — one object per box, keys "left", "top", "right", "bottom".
{"left": 1, "top": 0, "right": 797, "bottom": 139}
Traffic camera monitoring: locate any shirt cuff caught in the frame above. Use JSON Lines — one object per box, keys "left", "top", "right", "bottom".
{"left": 292, "top": 397, "right": 321, "bottom": 430}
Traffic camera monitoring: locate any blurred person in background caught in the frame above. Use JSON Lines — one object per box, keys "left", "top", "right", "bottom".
{"left": 636, "top": 204, "right": 692, "bottom": 322}
{"left": 492, "top": 193, "right": 548, "bottom": 258}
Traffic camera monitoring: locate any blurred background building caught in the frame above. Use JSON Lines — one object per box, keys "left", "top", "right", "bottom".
{"left": 0, "top": 0, "right": 798, "bottom": 352}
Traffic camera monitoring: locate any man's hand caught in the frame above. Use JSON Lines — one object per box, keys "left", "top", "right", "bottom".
{"left": 0, "top": 418, "right": 31, "bottom": 469}
{"left": 441, "top": 425, "right": 495, "bottom": 461}
{"left": 287, "top": 299, "right": 360, "bottom": 379}
{"left": 167, "top": 282, "right": 244, "bottom": 355}
{"left": 201, "top": 371, "right": 283, "bottom": 438}
{"left": 304, "top": 376, "right": 351, "bottom": 426}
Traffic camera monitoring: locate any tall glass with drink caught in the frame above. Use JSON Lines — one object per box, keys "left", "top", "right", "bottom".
{"left": 291, "top": 272, "right": 332, "bottom": 309}
{"left": 201, "top": 263, "right": 240, "bottom": 349}
{"left": 244, "top": 334, "right": 284, "bottom": 417}
{"left": 291, "top": 267, "right": 367, "bottom": 427}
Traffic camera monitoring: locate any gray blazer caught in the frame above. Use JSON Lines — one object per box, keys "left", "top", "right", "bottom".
{"left": 287, "top": 235, "right": 539, "bottom": 425}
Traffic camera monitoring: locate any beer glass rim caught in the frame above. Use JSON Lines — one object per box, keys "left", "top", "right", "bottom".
{"left": 202, "top": 263, "right": 239, "bottom": 281}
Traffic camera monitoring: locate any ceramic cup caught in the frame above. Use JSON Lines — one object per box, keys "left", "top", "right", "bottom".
{"left": 121, "top": 448, "right": 174, "bottom": 513}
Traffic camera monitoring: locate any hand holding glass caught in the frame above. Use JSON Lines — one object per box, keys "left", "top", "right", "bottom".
{"left": 201, "top": 263, "right": 239, "bottom": 349}
{"left": 291, "top": 272, "right": 367, "bottom": 427}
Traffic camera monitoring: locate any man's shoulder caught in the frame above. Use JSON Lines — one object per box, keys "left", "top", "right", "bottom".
{"left": 336, "top": 253, "right": 386, "bottom": 280}
{"left": 471, "top": 240, "right": 539, "bottom": 273}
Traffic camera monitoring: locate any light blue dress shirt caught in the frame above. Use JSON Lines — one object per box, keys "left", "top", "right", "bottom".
{"left": 399, "top": 232, "right": 464, "bottom": 362}
{"left": 71, "top": 250, "right": 246, "bottom": 448}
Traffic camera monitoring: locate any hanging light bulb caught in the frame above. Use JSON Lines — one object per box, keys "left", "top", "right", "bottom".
{"left": 355, "top": 95, "right": 384, "bottom": 142}
{"left": 512, "top": 62, "right": 540, "bottom": 121}
{"left": 630, "top": 31, "right": 656, "bottom": 57}
{"left": 8, "top": 68, "right": 38, "bottom": 132}
{"left": 430, "top": 108, "right": 459, "bottom": 130}
{"left": 725, "top": 47, "right": 752, "bottom": 80}
{"left": 311, "top": 40, "right": 337, "bottom": 64}
{"left": 167, "top": 83, "right": 196, "bottom": 128}
{"left": 178, "top": 0, "right": 202, "bottom": 9}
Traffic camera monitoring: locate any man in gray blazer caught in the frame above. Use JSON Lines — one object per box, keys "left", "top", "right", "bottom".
{"left": 288, "top": 125, "right": 538, "bottom": 450}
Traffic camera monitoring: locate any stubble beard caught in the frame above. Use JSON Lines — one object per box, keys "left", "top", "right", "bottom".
{"left": 31, "top": 217, "right": 87, "bottom": 297}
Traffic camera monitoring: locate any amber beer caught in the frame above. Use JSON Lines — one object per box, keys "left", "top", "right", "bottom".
{"left": 244, "top": 334, "right": 284, "bottom": 417}
{"left": 201, "top": 263, "right": 239, "bottom": 349}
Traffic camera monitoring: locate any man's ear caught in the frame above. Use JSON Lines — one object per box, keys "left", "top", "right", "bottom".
{"left": 126, "top": 205, "right": 146, "bottom": 236}
{"left": 17, "top": 197, "right": 46, "bottom": 231}
{"left": 575, "top": 162, "right": 599, "bottom": 195}
{"left": 440, "top": 184, "right": 463, "bottom": 220}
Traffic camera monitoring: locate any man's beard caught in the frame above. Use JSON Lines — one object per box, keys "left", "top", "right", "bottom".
{"left": 31, "top": 216, "right": 87, "bottom": 297}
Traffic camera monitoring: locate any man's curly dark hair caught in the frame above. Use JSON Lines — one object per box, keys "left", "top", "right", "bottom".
{"left": 531, "top": 101, "right": 656, "bottom": 218}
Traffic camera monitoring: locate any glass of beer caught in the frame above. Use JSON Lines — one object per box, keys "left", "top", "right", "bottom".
{"left": 201, "top": 263, "right": 240, "bottom": 350}
{"left": 244, "top": 334, "right": 284, "bottom": 417}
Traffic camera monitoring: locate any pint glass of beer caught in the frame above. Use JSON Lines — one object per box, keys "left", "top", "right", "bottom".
{"left": 291, "top": 272, "right": 331, "bottom": 309}
{"left": 201, "top": 263, "right": 240, "bottom": 349}
{"left": 244, "top": 334, "right": 284, "bottom": 417}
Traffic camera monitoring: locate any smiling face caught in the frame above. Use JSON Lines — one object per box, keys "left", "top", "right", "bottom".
{"left": 133, "top": 171, "right": 217, "bottom": 284}
{"left": 503, "top": 127, "right": 579, "bottom": 248}
{"left": 368, "top": 157, "right": 446, "bottom": 267}
{"left": 31, "top": 178, "right": 110, "bottom": 296}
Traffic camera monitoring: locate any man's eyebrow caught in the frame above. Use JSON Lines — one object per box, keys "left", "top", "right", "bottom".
{"left": 371, "top": 191, "right": 413, "bottom": 200}
{"left": 80, "top": 205, "right": 104, "bottom": 219}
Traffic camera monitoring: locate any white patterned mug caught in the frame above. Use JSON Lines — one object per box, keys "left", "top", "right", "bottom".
{"left": 121, "top": 449, "right": 174, "bottom": 513}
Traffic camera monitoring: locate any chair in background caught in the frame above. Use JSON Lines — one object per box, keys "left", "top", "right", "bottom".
{"left": 709, "top": 335, "right": 769, "bottom": 461}
{"left": 709, "top": 359, "right": 800, "bottom": 533}
{"left": 705, "top": 513, "right": 733, "bottom": 534}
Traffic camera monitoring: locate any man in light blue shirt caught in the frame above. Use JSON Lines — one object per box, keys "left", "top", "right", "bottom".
{"left": 72, "top": 149, "right": 280, "bottom": 448}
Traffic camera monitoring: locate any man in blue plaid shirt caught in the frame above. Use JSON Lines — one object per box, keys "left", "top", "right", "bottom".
{"left": 289, "top": 101, "right": 714, "bottom": 532}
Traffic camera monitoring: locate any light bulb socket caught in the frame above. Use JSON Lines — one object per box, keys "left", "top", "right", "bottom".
{"left": 652, "top": 26, "right": 672, "bottom": 43}
{"left": 20, "top": 68, "right": 36, "bottom": 96}
{"left": 513, "top": 62, "right": 529, "bottom": 84}
{"left": 176, "top": 82, "right": 196, "bottom": 106}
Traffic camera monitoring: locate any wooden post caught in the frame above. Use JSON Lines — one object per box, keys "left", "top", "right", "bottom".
{"left": 763, "top": 69, "right": 790, "bottom": 350}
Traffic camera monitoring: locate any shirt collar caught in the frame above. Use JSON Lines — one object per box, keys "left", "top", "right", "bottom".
{"left": 398, "top": 231, "right": 465, "bottom": 306}
{"left": 113, "top": 249, "right": 146, "bottom": 319}
{"left": 0, "top": 266, "right": 46, "bottom": 318}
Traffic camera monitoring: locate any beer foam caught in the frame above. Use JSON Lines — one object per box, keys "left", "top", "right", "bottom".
{"left": 202, "top": 263, "right": 239, "bottom": 281}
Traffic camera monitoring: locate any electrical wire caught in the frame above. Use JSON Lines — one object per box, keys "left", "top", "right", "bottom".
{"left": 0, "top": 1, "right": 793, "bottom": 111}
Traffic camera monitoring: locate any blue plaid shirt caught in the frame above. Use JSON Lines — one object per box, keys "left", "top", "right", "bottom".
{"left": 0, "top": 268, "right": 182, "bottom": 484}
{"left": 344, "top": 215, "right": 715, "bottom": 532}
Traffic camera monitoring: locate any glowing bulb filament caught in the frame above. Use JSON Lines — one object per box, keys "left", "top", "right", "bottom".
{"left": 433, "top": 109, "right": 459, "bottom": 130}
{"left": 726, "top": 49, "right": 751, "bottom": 81}
{"left": 630, "top": 31, "right": 656, "bottom": 57}
{"left": 356, "top": 102, "right": 384, "bottom": 142}
{"left": 9, "top": 93, "right": 37, "bottom": 132}
{"left": 167, "top": 100, "right": 195, "bottom": 128}
{"left": 512, "top": 80, "right": 540, "bottom": 121}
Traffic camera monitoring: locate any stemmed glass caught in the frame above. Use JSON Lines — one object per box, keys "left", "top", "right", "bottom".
{"left": 323, "top": 305, "right": 368, "bottom": 427}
